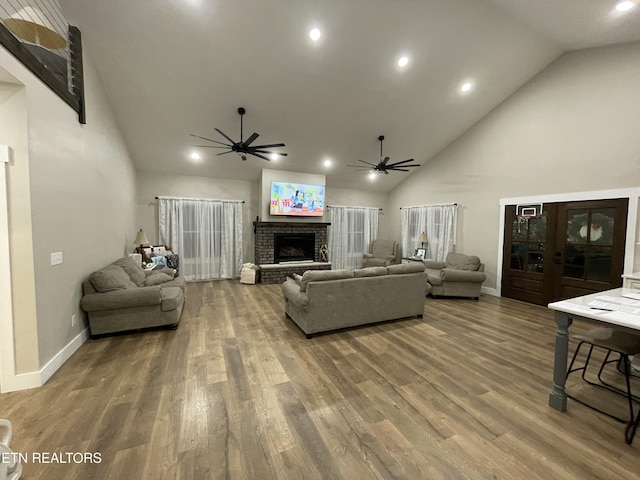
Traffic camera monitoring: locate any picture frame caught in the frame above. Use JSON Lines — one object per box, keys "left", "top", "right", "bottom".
{"left": 415, "top": 248, "right": 426, "bottom": 259}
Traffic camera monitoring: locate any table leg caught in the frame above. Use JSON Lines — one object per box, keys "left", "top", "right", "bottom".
{"left": 549, "top": 311, "right": 572, "bottom": 411}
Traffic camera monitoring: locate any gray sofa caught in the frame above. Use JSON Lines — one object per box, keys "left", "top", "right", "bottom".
{"left": 80, "top": 257, "right": 187, "bottom": 336}
{"left": 424, "top": 252, "right": 486, "bottom": 299}
{"left": 281, "top": 262, "right": 428, "bottom": 337}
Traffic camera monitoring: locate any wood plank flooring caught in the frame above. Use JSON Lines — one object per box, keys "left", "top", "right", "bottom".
{"left": 2, "top": 280, "right": 640, "bottom": 479}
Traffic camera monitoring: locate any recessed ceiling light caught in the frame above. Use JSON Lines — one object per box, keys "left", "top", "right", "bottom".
{"left": 460, "top": 81, "right": 474, "bottom": 93}
{"left": 270, "top": 153, "right": 280, "bottom": 161}
{"left": 368, "top": 171, "right": 377, "bottom": 180}
{"left": 309, "top": 28, "right": 321, "bottom": 41}
{"left": 398, "top": 56, "right": 409, "bottom": 67}
{"left": 323, "top": 159, "right": 332, "bottom": 167}
{"left": 189, "top": 151, "right": 201, "bottom": 161}
{"left": 616, "top": 1, "right": 636, "bottom": 12}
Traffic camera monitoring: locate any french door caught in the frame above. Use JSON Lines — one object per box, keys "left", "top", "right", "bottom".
{"left": 501, "top": 198, "right": 628, "bottom": 306}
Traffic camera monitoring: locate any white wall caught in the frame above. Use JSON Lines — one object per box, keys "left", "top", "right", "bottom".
{"left": 389, "top": 41, "right": 640, "bottom": 291}
{"left": 0, "top": 42, "right": 137, "bottom": 386}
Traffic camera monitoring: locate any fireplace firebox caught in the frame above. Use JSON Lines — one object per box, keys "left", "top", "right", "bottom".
{"left": 274, "top": 233, "right": 315, "bottom": 263}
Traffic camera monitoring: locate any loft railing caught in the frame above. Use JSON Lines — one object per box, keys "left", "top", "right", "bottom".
{"left": 0, "top": 0, "right": 85, "bottom": 123}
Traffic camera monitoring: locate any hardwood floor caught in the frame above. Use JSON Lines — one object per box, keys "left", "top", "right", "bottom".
{"left": 2, "top": 280, "right": 640, "bottom": 479}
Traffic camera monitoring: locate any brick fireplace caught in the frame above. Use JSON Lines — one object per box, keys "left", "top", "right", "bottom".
{"left": 254, "top": 221, "right": 331, "bottom": 284}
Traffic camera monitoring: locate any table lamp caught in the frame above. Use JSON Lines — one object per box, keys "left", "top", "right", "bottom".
{"left": 133, "top": 229, "right": 150, "bottom": 250}
{"left": 420, "top": 232, "right": 428, "bottom": 248}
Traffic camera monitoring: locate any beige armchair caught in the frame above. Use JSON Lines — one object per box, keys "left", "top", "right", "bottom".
{"left": 423, "top": 252, "right": 485, "bottom": 299}
{"left": 363, "top": 239, "right": 398, "bottom": 267}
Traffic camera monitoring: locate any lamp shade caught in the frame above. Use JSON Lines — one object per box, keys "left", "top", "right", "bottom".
{"left": 419, "top": 232, "right": 428, "bottom": 244}
{"left": 133, "top": 229, "right": 150, "bottom": 246}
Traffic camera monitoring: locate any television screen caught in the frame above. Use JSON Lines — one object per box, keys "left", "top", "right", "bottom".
{"left": 269, "top": 181, "right": 325, "bottom": 217}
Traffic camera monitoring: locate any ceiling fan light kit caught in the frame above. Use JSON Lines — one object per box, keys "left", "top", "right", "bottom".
{"left": 190, "top": 107, "right": 287, "bottom": 161}
{"left": 346, "top": 135, "right": 421, "bottom": 175}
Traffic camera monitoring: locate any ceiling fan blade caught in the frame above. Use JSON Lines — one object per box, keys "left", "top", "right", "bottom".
{"left": 214, "top": 128, "right": 237, "bottom": 145}
{"left": 387, "top": 168, "right": 410, "bottom": 172}
{"left": 251, "top": 149, "right": 288, "bottom": 156}
{"left": 390, "top": 164, "right": 421, "bottom": 168}
{"left": 357, "top": 159, "right": 377, "bottom": 167}
{"left": 216, "top": 150, "right": 234, "bottom": 156}
{"left": 190, "top": 134, "right": 230, "bottom": 147}
{"left": 193, "top": 145, "right": 230, "bottom": 149}
{"left": 381, "top": 156, "right": 390, "bottom": 166}
{"left": 387, "top": 158, "right": 416, "bottom": 166}
{"left": 250, "top": 143, "right": 286, "bottom": 149}
{"left": 243, "top": 132, "right": 260, "bottom": 147}
{"left": 248, "top": 151, "right": 271, "bottom": 161}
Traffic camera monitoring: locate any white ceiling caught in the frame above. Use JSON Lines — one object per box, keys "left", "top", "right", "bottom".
{"left": 57, "top": 0, "right": 640, "bottom": 192}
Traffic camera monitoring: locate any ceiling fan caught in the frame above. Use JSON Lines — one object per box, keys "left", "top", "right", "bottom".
{"left": 190, "top": 107, "right": 287, "bottom": 161}
{"left": 346, "top": 135, "right": 420, "bottom": 174}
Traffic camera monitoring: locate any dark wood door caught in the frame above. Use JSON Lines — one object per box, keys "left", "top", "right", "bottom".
{"left": 553, "top": 199, "right": 628, "bottom": 300}
{"left": 501, "top": 198, "right": 628, "bottom": 306}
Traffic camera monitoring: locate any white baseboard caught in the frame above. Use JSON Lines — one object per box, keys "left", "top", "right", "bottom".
{"left": 40, "top": 327, "right": 90, "bottom": 385}
{"left": 481, "top": 286, "right": 499, "bottom": 297}
{"left": 0, "top": 327, "right": 89, "bottom": 393}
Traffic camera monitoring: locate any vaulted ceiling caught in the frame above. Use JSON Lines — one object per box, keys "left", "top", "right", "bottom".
{"left": 59, "top": 0, "right": 640, "bottom": 192}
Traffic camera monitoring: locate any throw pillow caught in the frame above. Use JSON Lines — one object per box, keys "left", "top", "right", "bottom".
{"left": 144, "top": 272, "right": 173, "bottom": 286}
{"left": 89, "top": 265, "right": 132, "bottom": 292}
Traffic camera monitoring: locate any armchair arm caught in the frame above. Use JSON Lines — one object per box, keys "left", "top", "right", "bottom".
{"left": 281, "top": 279, "right": 310, "bottom": 310}
{"left": 363, "top": 253, "right": 374, "bottom": 259}
{"left": 81, "top": 286, "right": 162, "bottom": 312}
{"left": 423, "top": 260, "right": 445, "bottom": 270}
{"left": 441, "top": 268, "right": 486, "bottom": 283}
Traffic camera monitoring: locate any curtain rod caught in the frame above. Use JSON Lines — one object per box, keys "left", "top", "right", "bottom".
{"left": 155, "top": 196, "right": 245, "bottom": 203}
{"left": 400, "top": 202, "right": 458, "bottom": 209}
{"left": 327, "top": 205, "right": 383, "bottom": 211}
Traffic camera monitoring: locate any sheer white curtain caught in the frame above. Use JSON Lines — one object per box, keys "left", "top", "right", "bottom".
{"left": 158, "top": 197, "right": 243, "bottom": 281}
{"left": 401, "top": 204, "right": 457, "bottom": 262}
{"left": 328, "top": 206, "right": 379, "bottom": 270}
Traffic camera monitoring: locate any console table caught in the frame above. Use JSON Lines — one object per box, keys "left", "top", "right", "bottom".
{"left": 547, "top": 288, "right": 640, "bottom": 412}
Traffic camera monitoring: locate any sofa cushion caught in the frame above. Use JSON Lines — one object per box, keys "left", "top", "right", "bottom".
{"left": 445, "top": 253, "right": 481, "bottom": 271}
{"left": 144, "top": 272, "right": 174, "bottom": 286}
{"left": 113, "top": 257, "right": 146, "bottom": 286}
{"left": 89, "top": 265, "right": 135, "bottom": 292}
{"left": 354, "top": 267, "right": 387, "bottom": 278}
{"left": 387, "top": 263, "right": 425, "bottom": 275}
{"left": 300, "top": 269, "right": 354, "bottom": 292}
{"left": 160, "top": 286, "right": 184, "bottom": 312}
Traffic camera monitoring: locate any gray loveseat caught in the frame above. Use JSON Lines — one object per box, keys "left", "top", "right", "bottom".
{"left": 424, "top": 252, "right": 486, "bottom": 299}
{"left": 281, "top": 262, "right": 428, "bottom": 337}
{"left": 80, "top": 257, "right": 187, "bottom": 336}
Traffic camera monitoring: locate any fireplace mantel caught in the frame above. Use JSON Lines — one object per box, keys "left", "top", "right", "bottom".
{"left": 253, "top": 221, "right": 331, "bottom": 229}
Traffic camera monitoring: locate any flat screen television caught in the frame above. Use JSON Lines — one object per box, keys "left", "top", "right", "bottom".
{"left": 269, "top": 181, "right": 325, "bottom": 217}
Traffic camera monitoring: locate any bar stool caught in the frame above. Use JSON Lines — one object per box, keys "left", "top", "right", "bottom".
{"left": 566, "top": 326, "right": 640, "bottom": 444}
